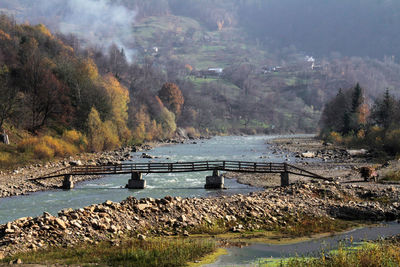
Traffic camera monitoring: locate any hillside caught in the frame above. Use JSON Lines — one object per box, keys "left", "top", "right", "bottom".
{"left": 0, "top": 0, "right": 400, "bottom": 141}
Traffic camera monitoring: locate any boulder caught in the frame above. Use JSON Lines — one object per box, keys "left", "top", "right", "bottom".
{"left": 69, "top": 160, "right": 83, "bottom": 166}
{"left": 301, "top": 152, "right": 316, "bottom": 158}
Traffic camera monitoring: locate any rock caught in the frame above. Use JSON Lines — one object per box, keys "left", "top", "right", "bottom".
{"left": 54, "top": 218, "right": 67, "bottom": 230}
{"left": 4, "top": 228, "right": 14, "bottom": 234}
{"left": 141, "top": 153, "right": 154, "bottom": 159}
{"left": 301, "top": 152, "right": 316, "bottom": 158}
{"left": 183, "top": 230, "right": 190, "bottom": 237}
{"left": 104, "top": 200, "right": 114, "bottom": 206}
{"left": 178, "top": 215, "right": 187, "bottom": 222}
{"left": 138, "top": 234, "right": 146, "bottom": 241}
{"left": 137, "top": 204, "right": 151, "bottom": 211}
{"left": 69, "top": 160, "right": 83, "bottom": 166}
{"left": 347, "top": 149, "right": 368, "bottom": 156}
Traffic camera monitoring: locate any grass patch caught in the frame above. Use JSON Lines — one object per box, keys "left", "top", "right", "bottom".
{"left": 382, "top": 170, "right": 400, "bottom": 181}
{"left": 2, "top": 238, "right": 216, "bottom": 267}
{"left": 275, "top": 215, "right": 357, "bottom": 238}
{"left": 283, "top": 241, "right": 400, "bottom": 267}
{"left": 187, "top": 248, "right": 228, "bottom": 267}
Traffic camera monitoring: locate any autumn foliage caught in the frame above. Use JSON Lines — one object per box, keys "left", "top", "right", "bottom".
{"left": 321, "top": 84, "right": 400, "bottom": 156}
{"left": 158, "top": 82, "right": 184, "bottom": 117}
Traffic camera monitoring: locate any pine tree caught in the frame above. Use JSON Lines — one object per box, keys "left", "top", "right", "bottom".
{"left": 371, "top": 89, "right": 396, "bottom": 130}
{"left": 351, "top": 83, "right": 363, "bottom": 113}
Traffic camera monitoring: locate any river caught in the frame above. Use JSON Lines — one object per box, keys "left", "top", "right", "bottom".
{"left": 0, "top": 135, "right": 303, "bottom": 224}
{"left": 1, "top": 134, "right": 399, "bottom": 266}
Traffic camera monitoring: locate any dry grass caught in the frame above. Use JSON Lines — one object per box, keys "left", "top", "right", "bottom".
{"left": 275, "top": 214, "right": 356, "bottom": 237}
{"left": 383, "top": 170, "right": 400, "bottom": 181}
{"left": 2, "top": 238, "right": 216, "bottom": 267}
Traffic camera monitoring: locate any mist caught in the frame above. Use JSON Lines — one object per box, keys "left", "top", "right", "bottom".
{"left": 8, "top": 0, "right": 136, "bottom": 60}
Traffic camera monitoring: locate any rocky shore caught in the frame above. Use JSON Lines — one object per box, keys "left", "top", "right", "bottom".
{"left": 0, "top": 180, "right": 399, "bottom": 257}
{"left": 1, "top": 135, "right": 399, "bottom": 260}
{"left": 226, "top": 136, "right": 398, "bottom": 188}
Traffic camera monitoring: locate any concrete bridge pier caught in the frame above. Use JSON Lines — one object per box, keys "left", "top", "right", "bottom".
{"left": 280, "top": 172, "right": 289, "bottom": 187}
{"left": 62, "top": 175, "right": 74, "bottom": 189}
{"left": 126, "top": 172, "right": 146, "bottom": 189}
{"left": 205, "top": 169, "right": 224, "bottom": 189}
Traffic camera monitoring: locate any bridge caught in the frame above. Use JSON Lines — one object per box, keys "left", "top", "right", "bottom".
{"left": 31, "top": 161, "right": 330, "bottom": 190}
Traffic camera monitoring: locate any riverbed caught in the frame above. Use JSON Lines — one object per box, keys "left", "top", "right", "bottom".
{"left": 0, "top": 135, "right": 307, "bottom": 224}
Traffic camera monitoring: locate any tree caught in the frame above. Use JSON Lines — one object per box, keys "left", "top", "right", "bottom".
{"left": 102, "top": 74, "right": 131, "bottom": 142}
{"left": 351, "top": 83, "right": 363, "bottom": 113}
{"left": 158, "top": 82, "right": 184, "bottom": 117}
{"left": 21, "top": 52, "right": 64, "bottom": 132}
{"left": 371, "top": 89, "right": 397, "bottom": 130}
{"left": 320, "top": 88, "right": 349, "bottom": 133}
{"left": 107, "top": 44, "right": 128, "bottom": 79}
{"left": 0, "top": 66, "right": 19, "bottom": 130}
{"left": 86, "top": 107, "right": 103, "bottom": 152}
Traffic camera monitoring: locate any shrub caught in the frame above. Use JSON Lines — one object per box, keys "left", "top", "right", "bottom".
{"left": 102, "top": 121, "right": 120, "bottom": 150}
{"left": 383, "top": 170, "right": 400, "bottom": 181}
{"left": 62, "top": 130, "right": 88, "bottom": 152}
{"left": 17, "top": 137, "right": 38, "bottom": 153}
{"left": 327, "top": 131, "right": 343, "bottom": 143}
{"left": 63, "top": 130, "right": 81, "bottom": 144}
{"left": 18, "top": 134, "right": 83, "bottom": 159}
{"left": 0, "top": 152, "right": 11, "bottom": 163}
{"left": 33, "top": 143, "right": 54, "bottom": 159}
{"left": 384, "top": 129, "right": 400, "bottom": 155}
{"left": 42, "top": 136, "right": 66, "bottom": 156}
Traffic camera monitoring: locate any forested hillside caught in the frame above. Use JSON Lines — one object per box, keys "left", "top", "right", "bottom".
{"left": 0, "top": 0, "right": 400, "bottom": 165}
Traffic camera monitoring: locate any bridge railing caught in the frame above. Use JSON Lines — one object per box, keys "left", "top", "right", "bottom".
{"left": 70, "top": 161, "right": 288, "bottom": 175}
{"left": 32, "top": 160, "right": 329, "bottom": 181}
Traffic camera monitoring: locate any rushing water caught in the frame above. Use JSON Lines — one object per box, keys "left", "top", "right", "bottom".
{"left": 205, "top": 221, "right": 400, "bottom": 267}
{"left": 0, "top": 135, "right": 305, "bottom": 224}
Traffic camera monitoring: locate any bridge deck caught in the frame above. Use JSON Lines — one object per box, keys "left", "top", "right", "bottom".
{"left": 32, "top": 161, "right": 330, "bottom": 181}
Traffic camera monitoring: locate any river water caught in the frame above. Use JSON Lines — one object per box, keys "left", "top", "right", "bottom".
{"left": 1, "top": 134, "right": 399, "bottom": 265}
{"left": 0, "top": 135, "right": 303, "bottom": 224}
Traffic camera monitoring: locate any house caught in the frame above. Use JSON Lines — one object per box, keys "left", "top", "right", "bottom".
{"left": 207, "top": 68, "right": 223, "bottom": 74}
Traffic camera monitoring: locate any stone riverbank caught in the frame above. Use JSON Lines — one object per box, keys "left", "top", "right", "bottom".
{"left": 0, "top": 180, "right": 399, "bottom": 257}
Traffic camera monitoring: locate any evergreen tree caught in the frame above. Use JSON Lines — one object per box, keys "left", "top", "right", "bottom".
{"left": 320, "top": 88, "right": 349, "bottom": 133}
{"left": 371, "top": 89, "right": 396, "bottom": 130}
{"left": 351, "top": 83, "right": 363, "bottom": 113}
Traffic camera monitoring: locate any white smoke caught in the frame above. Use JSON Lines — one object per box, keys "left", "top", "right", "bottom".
{"left": 9, "top": 0, "right": 137, "bottom": 61}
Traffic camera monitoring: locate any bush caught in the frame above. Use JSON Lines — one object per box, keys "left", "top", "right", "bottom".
{"left": 384, "top": 129, "right": 400, "bottom": 155}
{"left": 33, "top": 143, "right": 54, "bottom": 159}
{"left": 383, "top": 170, "right": 400, "bottom": 181}
{"left": 17, "top": 134, "right": 84, "bottom": 160}
{"left": 327, "top": 131, "right": 343, "bottom": 143}
{"left": 102, "top": 121, "right": 120, "bottom": 150}
{"left": 17, "top": 137, "right": 38, "bottom": 153}
{"left": 62, "top": 130, "right": 88, "bottom": 152}
{"left": 0, "top": 152, "right": 11, "bottom": 163}
{"left": 62, "top": 130, "right": 81, "bottom": 144}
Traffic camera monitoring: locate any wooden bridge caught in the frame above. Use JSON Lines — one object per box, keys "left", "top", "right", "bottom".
{"left": 31, "top": 161, "right": 330, "bottom": 189}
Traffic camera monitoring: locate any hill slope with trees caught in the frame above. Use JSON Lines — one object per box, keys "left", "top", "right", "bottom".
{"left": 0, "top": 1, "right": 400, "bottom": 166}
